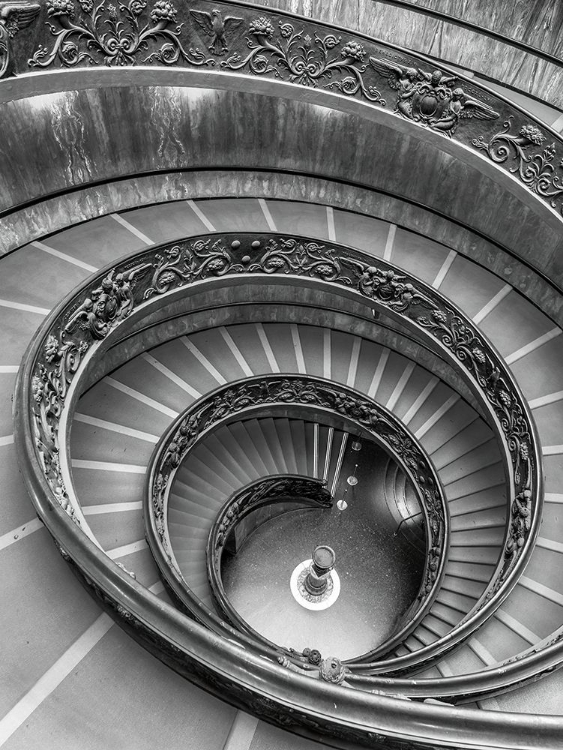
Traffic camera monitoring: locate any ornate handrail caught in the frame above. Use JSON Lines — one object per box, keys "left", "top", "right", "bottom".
{"left": 145, "top": 376, "right": 449, "bottom": 658}
{"left": 3, "top": 1, "right": 563, "bottom": 226}
{"left": 206, "top": 474, "right": 332, "bottom": 642}
{"left": 15, "top": 230, "right": 542, "bottom": 699}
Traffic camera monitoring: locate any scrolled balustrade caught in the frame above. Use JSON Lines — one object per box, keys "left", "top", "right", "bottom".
{"left": 14, "top": 230, "right": 544, "bottom": 711}
{"left": 4, "top": 1, "right": 563, "bottom": 232}
{"left": 145, "top": 374, "right": 449, "bottom": 659}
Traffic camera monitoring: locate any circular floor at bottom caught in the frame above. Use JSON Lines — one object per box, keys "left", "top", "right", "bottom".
{"left": 222, "top": 503, "right": 424, "bottom": 660}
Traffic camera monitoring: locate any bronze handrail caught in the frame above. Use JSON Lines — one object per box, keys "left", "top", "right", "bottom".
{"left": 14, "top": 231, "right": 544, "bottom": 715}
{"left": 144, "top": 377, "right": 449, "bottom": 659}
{"left": 3, "top": 0, "right": 563, "bottom": 227}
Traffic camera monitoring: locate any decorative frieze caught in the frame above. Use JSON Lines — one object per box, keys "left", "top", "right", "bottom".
{"left": 20, "top": 231, "right": 540, "bottom": 677}
{"left": 1, "top": 1, "right": 560, "bottom": 217}
{"left": 146, "top": 376, "right": 448, "bottom": 621}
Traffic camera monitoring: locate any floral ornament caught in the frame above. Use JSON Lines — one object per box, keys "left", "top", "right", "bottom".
{"left": 344, "top": 260, "right": 435, "bottom": 313}
{"left": 302, "top": 648, "right": 322, "bottom": 666}
{"left": 518, "top": 124, "right": 545, "bottom": 146}
{"left": 129, "top": 0, "right": 145, "bottom": 15}
{"left": 417, "top": 295, "right": 537, "bottom": 595}
{"left": 222, "top": 19, "right": 385, "bottom": 103}
{"left": 419, "top": 546, "right": 441, "bottom": 597}
{"left": 246, "top": 238, "right": 351, "bottom": 284}
{"left": 472, "top": 347, "right": 486, "bottom": 364}
{"left": 150, "top": 0, "right": 175, "bottom": 24}
{"left": 30, "top": 0, "right": 213, "bottom": 68}
{"left": 149, "top": 374, "right": 446, "bottom": 622}
{"left": 473, "top": 117, "right": 563, "bottom": 212}
{"left": 505, "top": 489, "right": 532, "bottom": 560}
{"left": 45, "top": 334, "right": 59, "bottom": 362}
{"left": 46, "top": 0, "right": 75, "bottom": 17}
{"left": 25, "top": 232, "right": 538, "bottom": 655}
{"left": 341, "top": 41, "right": 364, "bottom": 62}
{"left": 499, "top": 390, "right": 512, "bottom": 408}
{"left": 31, "top": 375, "right": 45, "bottom": 402}
{"left": 144, "top": 239, "right": 234, "bottom": 298}
{"left": 370, "top": 57, "right": 498, "bottom": 136}
{"left": 320, "top": 657, "right": 349, "bottom": 685}
{"left": 64, "top": 263, "right": 151, "bottom": 340}
{"left": 248, "top": 16, "right": 273, "bottom": 39}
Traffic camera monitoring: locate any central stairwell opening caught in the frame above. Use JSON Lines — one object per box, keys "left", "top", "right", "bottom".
{"left": 217, "top": 421, "right": 425, "bottom": 659}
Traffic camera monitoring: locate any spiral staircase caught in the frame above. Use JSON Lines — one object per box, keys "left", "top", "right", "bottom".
{"left": 3, "top": 1, "right": 563, "bottom": 748}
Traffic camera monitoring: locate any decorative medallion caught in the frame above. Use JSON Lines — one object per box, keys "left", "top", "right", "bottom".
{"left": 370, "top": 56, "right": 499, "bottom": 136}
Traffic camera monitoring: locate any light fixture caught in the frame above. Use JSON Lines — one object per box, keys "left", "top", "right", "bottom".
{"left": 346, "top": 462, "right": 359, "bottom": 486}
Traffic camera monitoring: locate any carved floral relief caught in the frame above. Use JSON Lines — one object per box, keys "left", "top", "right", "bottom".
{"left": 30, "top": 0, "right": 214, "bottom": 67}
{"left": 28, "top": 233, "right": 537, "bottom": 598}
{"left": 473, "top": 118, "right": 563, "bottom": 208}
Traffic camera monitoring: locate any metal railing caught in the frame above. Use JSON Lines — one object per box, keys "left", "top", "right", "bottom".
{"left": 13, "top": 230, "right": 548, "bottom": 744}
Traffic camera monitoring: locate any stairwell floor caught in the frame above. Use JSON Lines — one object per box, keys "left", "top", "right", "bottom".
{"left": 222, "top": 500, "right": 424, "bottom": 661}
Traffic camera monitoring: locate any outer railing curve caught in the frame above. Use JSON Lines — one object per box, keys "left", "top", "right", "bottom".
{"left": 4, "top": 0, "right": 563, "bottom": 232}
{"left": 14, "top": 231, "right": 544, "bottom": 706}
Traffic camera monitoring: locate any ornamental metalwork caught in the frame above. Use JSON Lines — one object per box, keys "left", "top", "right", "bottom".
{"left": 20, "top": 230, "right": 540, "bottom": 678}
{"left": 370, "top": 56, "right": 498, "bottom": 136}
{"left": 221, "top": 18, "right": 385, "bottom": 103}
{"left": 209, "top": 476, "right": 332, "bottom": 567}
{"left": 416, "top": 307, "right": 534, "bottom": 589}
{"left": 473, "top": 118, "right": 563, "bottom": 208}
{"left": 4, "top": 0, "right": 563, "bottom": 215}
{"left": 147, "top": 374, "right": 448, "bottom": 614}
{"left": 204, "top": 475, "right": 333, "bottom": 646}
{"left": 27, "top": 233, "right": 537, "bottom": 574}
{"left": 30, "top": 0, "right": 214, "bottom": 68}
{"left": 0, "top": 1, "right": 39, "bottom": 78}
{"left": 278, "top": 654, "right": 351, "bottom": 686}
